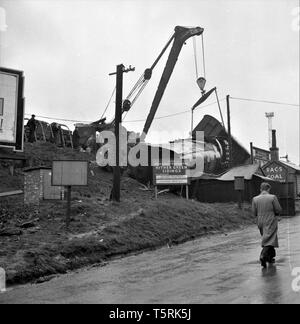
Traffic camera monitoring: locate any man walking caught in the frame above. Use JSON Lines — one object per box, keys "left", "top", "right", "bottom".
{"left": 252, "top": 182, "right": 282, "bottom": 268}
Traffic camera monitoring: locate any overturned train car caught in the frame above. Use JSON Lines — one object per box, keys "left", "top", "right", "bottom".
{"left": 129, "top": 115, "right": 251, "bottom": 184}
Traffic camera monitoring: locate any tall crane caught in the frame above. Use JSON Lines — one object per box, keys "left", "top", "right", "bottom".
{"left": 113, "top": 26, "right": 204, "bottom": 138}
{"left": 78, "top": 26, "right": 204, "bottom": 146}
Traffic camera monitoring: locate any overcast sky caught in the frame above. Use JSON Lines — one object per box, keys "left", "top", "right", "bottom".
{"left": 0, "top": 0, "right": 299, "bottom": 163}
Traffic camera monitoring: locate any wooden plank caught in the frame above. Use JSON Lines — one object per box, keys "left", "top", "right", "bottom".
{"left": 0, "top": 190, "right": 23, "bottom": 197}
{"left": 0, "top": 152, "right": 26, "bottom": 161}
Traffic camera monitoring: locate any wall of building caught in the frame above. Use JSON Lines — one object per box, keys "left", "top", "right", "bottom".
{"left": 24, "top": 168, "right": 64, "bottom": 205}
{"left": 296, "top": 174, "right": 300, "bottom": 197}
{"left": 262, "top": 160, "right": 300, "bottom": 199}
{"left": 288, "top": 172, "right": 300, "bottom": 197}
{"left": 24, "top": 169, "right": 42, "bottom": 206}
{"left": 191, "top": 177, "right": 295, "bottom": 216}
{"left": 42, "top": 169, "right": 64, "bottom": 200}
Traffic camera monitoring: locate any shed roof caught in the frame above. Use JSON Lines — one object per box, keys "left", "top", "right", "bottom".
{"left": 23, "top": 166, "right": 51, "bottom": 173}
{"left": 280, "top": 161, "right": 300, "bottom": 172}
{"left": 217, "top": 164, "right": 263, "bottom": 181}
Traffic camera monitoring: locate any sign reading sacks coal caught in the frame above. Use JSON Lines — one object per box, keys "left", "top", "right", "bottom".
{"left": 0, "top": 68, "right": 25, "bottom": 151}
{"left": 52, "top": 160, "right": 88, "bottom": 186}
{"left": 263, "top": 161, "right": 287, "bottom": 183}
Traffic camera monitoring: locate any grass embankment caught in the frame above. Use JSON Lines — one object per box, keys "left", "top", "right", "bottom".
{"left": 0, "top": 142, "right": 256, "bottom": 285}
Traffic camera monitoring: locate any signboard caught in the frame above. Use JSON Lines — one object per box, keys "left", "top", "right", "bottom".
{"left": 234, "top": 176, "right": 245, "bottom": 191}
{"left": 153, "top": 164, "right": 189, "bottom": 186}
{"left": 52, "top": 160, "right": 88, "bottom": 186}
{"left": 252, "top": 146, "right": 270, "bottom": 167}
{"left": 263, "top": 161, "right": 287, "bottom": 183}
{"left": 0, "top": 68, "right": 25, "bottom": 151}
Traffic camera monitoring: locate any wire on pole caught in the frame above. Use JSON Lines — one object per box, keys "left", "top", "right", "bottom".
{"left": 100, "top": 86, "right": 116, "bottom": 120}
{"left": 230, "top": 96, "right": 299, "bottom": 107}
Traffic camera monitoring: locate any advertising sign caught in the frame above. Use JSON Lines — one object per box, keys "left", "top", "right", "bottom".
{"left": 263, "top": 161, "right": 287, "bottom": 183}
{"left": 0, "top": 68, "right": 25, "bottom": 151}
{"left": 153, "top": 164, "right": 189, "bottom": 186}
{"left": 252, "top": 146, "right": 270, "bottom": 167}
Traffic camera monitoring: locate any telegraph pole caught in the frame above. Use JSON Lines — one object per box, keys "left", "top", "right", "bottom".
{"left": 226, "top": 95, "right": 233, "bottom": 168}
{"left": 109, "top": 64, "right": 135, "bottom": 202}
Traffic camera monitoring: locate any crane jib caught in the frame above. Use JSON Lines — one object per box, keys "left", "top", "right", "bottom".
{"left": 110, "top": 26, "right": 204, "bottom": 129}
{"left": 141, "top": 26, "right": 204, "bottom": 139}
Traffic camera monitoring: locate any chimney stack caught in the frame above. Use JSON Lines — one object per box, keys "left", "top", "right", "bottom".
{"left": 270, "top": 129, "right": 279, "bottom": 161}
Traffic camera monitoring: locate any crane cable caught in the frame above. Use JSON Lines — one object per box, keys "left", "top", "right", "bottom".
{"left": 124, "top": 33, "right": 175, "bottom": 108}
{"left": 122, "top": 33, "right": 176, "bottom": 125}
{"left": 201, "top": 33, "right": 206, "bottom": 79}
{"left": 193, "top": 33, "right": 206, "bottom": 80}
{"left": 193, "top": 37, "right": 199, "bottom": 80}
{"left": 125, "top": 73, "right": 145, "bottom": 101}
{"left": 122, "top": 98, "right": 226, "bottom": 123}
{"left": 123, "top": 80, "right": 149, "bottom": 122}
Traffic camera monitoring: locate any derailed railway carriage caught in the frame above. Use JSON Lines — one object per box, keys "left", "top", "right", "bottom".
{"left": 24, "top": 118, "right": 73, "bottom": 148}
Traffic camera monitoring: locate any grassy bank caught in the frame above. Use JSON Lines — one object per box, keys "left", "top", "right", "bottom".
{"left": 1, "top": 191, "right": 255, "bottom": 285}
{"left": 0, "top": 142, "right": 256, "bottom": 285}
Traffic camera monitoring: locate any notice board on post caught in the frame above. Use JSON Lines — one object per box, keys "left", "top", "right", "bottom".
{"left": 52, "top": 160, "right": 88, "bottom": 186}
{"left": 153, "top": 164, "right": 190, "bottom": 186}
{"left": 234, "top": 176, "right": 245, "bottom": 191}
{"left": 0, "top": 67, "right": 25, "bottom": 151}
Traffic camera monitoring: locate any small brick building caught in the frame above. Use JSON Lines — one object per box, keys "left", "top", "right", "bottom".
{"left": 24, "top": 166, "right": 64, "bottom": 206}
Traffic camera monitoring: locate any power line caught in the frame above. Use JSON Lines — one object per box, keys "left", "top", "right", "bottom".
{"left": 26, "top": 97, "right": 224, "bottom": 125}
{"left": 123, "top": 98, "right": 225, "bottom": 123}
{"left": 24, "top": 113, "right": 93, "bottom": 124}
{"left": 25, "top": 95, "right": 298, "bottom": 125}
{"left": 100, "top": 86, "right": 116, "bottom": 120}
{"left": 230, "top": 96, "right": 299, "bottom": 107}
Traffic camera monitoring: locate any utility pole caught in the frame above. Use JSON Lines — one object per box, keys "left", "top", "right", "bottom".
{"left": 226, "top": 95, "right": 233, "bottom": 168}
{"left": 109, "top": 64, "right": 135, "bottom": 202}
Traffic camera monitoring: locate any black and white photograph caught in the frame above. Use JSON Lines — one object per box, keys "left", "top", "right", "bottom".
{"left": 0, "top": 0, "right": 299, "bottom": 308}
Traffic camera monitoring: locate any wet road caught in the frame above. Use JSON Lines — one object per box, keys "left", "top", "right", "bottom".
{"left": 1, "top": 216, "right": 300, "bottom": 304}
